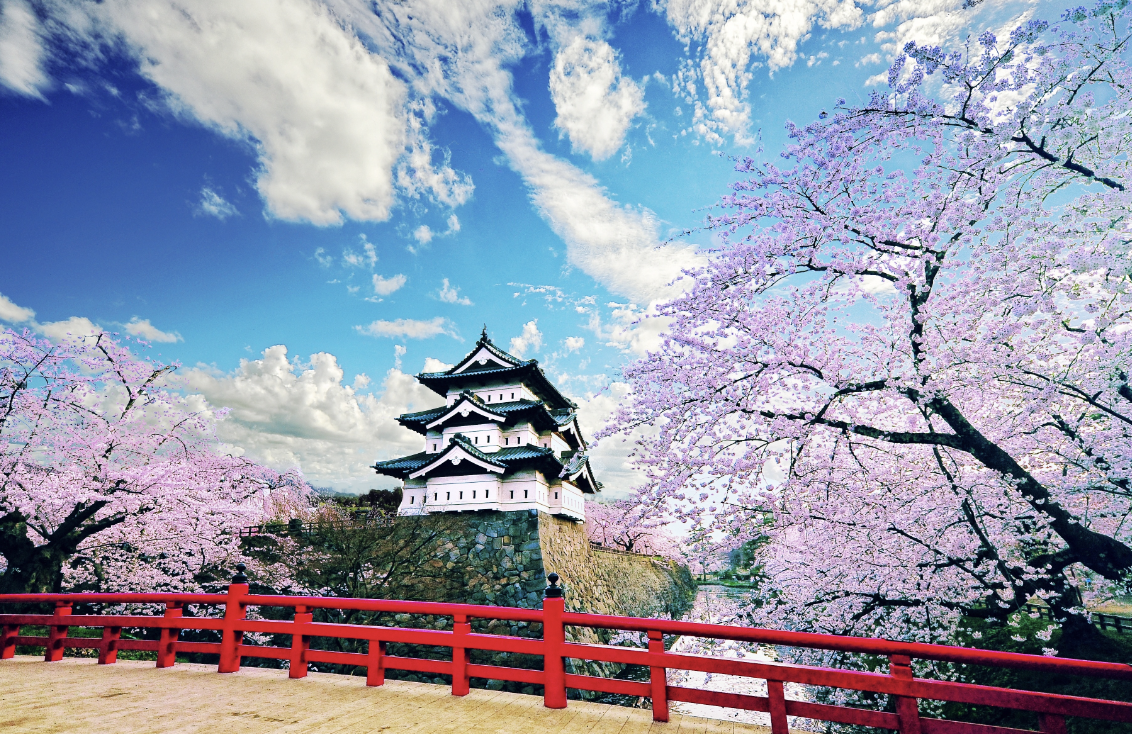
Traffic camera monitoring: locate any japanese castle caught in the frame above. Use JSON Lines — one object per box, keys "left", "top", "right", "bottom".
{"left": 373, "top": 328, "right": 600, "bottom": 521}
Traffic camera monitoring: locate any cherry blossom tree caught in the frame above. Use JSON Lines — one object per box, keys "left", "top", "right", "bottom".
{"left": 611, "top": 3, "right": 1132, "bottom": 652}
{"left": 0, "top": 328, "right": 308, "bottom": 595}
{"left": 584, "top": 493, "right": 681, "bottom": 559}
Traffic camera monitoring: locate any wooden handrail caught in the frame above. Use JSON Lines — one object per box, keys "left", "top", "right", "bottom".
{"left": 2, "top": 575, "right": 1131, "bottom": 734}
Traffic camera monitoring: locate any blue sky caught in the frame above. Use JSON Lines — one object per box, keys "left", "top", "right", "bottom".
{"left": 0, "top": 0, "right": 1050, "bottom": 493}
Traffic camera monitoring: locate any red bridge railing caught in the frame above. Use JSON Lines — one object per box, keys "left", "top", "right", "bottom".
{"left": 2, "top": 570, "right": 1131, "bottom": 734}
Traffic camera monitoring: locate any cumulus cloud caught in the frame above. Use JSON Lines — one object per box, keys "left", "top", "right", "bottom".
{"left": 196, "top": 187, "right": 238, "bottom": 219}
{"left": 125, "top": 317, "right": 183, "bottom": 343}
{"left": 0, "top": 292, "right": 35, "bottom": 323}
{"left": 413, "top": 225, "right": 433, "bottom": 245}
{"left": 437, "top": 278, "right": 472, "bottom": 306}
{"left": 0, "top": 0, "right": 49, "bottom": 98}
{"left": 509, "top": 320, "right": 542, "bottom": 358}
{"left": 179, "top": 345, "right": 444, "bottom": 490}
{"left": 422, "top": 356, "right": 453, "bottom": 373}
{"left": 575, "top": 381, "right": 647, "bottom": 496}
{"left": 87, "top": 0, "right": 410, "bottom": 225}
{"left": 564, "top": 336, "right": 585, "bottom": 352}
{"left": 549, "top": 36, "right": 645, "bottom": 161}
{"left": 355, "top": 316, "right": 457, "bottom": 339}
{"left": 38, "top": 316, "right": 101, "bottom": 341}
{"left": 371, "top": 273, "right": 407, "bottom": 296}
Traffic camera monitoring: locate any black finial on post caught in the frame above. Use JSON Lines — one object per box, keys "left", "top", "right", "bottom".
{"left": 232, "top": 563, "right": 248, "bottom": 585}
{"left": 545, "top": 572, "right": 563, "bottom": 598}
{"left": 480, "top": 324, "right": 488, "bottom": 342}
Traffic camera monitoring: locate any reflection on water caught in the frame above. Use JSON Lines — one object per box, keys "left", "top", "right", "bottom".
{"left": 670, "top": 585, "right": 812, "bottom": 730}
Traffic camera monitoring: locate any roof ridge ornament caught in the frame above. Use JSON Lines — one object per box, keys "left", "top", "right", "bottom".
{"left": 480, "top": 324, "right": 489, "bottom": 343}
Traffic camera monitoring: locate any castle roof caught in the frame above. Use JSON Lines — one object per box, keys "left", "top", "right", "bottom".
{"left": 372, "top": 433, "right": 595, "bottom": 489}
{"left": 415, "top": 329, "right": 576, "bottom": 411}
{"left": 397, "top": 390, "right": 580, "bottom": 440}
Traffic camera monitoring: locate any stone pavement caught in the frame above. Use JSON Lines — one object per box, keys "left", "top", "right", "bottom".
{"left": 0, "top": 656, "right": 778, "bottom": 734}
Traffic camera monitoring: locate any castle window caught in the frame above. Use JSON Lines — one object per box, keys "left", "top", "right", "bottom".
{"left": 486, "top": 394, "right": 490, "bottom": 401}
{"left": 474, "top": 436, "right": 478, "bottom": 444}
{"left": 485, "top": 490, "right": 489, "bottom": 498}
{"left": 410, "top": 496, "right": 414, "bottom": 504}
{"left": 434, "top": 493, "right": 438, "bottom": 501}
{"left": 511, "top": 392, "right": 514, "bottom": 399}
{"left": 473, "top": 490, "right": 476, "bottom": 499}
{"left": 460, "top": 491, "right": 464, "bottom": 499}
{"left": 486, "top": 435, "right": 490, "bottom": 443}
{"left": 524, "top": 490, "right": 528, "bottom": 498}
{"left": 499, "top": 393, "right": 503, "bottom": 400}
{"left": 510, "top": 490, "right": 514, "bottom": 499}
{"left": 447, "top": 492, "right": 451, "bottom": 500}
{"left": 504, "top": 438, "right": 508, "bottom": 445}
{"left": 555, "top": 492, "right": 558, "bottom": 500}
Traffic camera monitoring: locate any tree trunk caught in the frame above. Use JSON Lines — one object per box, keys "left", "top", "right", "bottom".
{"left": 0, "top": 511, "right": 69, "bottom": 596}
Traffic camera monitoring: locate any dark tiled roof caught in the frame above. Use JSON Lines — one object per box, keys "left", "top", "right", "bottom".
{"left": 490, "top": 445, "right": 557, "bottom": 462}
{"left": 398, "top": 406, "right": 447, "bottom": 423}
{"left": 397, "top": 393, "right": 569, "bottom": 435}
{"left": 372, "top": 451, "right": 431, "bottom": 476}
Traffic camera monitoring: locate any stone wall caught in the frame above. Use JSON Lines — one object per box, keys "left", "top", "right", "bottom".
{"left": 367, "top": 509, "right": 695, "bottom": 693}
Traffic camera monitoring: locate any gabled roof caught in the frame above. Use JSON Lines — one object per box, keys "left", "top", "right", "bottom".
{"left": 407, "top": 434, "right": 507, "bottom": 480}
{"left": 396, "top": 392, "right": 573, "bottom": 436}
{"left": 372, "top": 451, "right": 432, "bottom": 478}
{"left": 424, "top": 392, "right": 506, "bottom": 430}
{"left": 559, "top": 451, "right": 601, "bottom": 494}
{"left": 416, "top": 329, "right": 577, "bottom": 411}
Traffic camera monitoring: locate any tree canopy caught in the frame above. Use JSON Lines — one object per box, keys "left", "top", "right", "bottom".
{"left": 611, "top": 2, "right": 1132, "bottom": 651}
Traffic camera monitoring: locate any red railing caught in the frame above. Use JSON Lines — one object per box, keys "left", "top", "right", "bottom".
{"left": 2, "top": 572, "right": 1131, "bottom": 734}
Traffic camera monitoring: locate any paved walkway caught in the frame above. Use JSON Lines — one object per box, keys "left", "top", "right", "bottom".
{"left": 0, "top": 657, "right": 775, "bottom": 733}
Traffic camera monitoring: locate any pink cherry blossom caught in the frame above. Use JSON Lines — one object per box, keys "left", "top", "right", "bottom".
{"left": 609, "top": 2, "right": 1132, "bottom": 651}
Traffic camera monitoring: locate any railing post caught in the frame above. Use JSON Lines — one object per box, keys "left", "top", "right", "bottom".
{"left": 451, "top": 613, "right": 470, "bottom": 696}
{"left": 1, "top": 623, "right": 19, "bottom": 659}
{"left": 542, "top": 572, "right": 568, "bottom": 710}
{"left": 98, "top": 626, "right": 121, "bottom": 665}
{"left": 767, "top": 679, "right": 789, "bottom": 734}
{"left": 218, "top": 564, "right": 249, "bottom": 673}
{"left": 45, "top": 602, "right": 72, "bottom": 662}
{"left": 289, "top": 605, "right": 312, "bottom": 679}
{"left": 367, "top": 638, "right": 386, "bottom": 687}
{"left": 1038, "top": 713, "right": 1069, "bottom": 734}
{"left": 889, "top": 654, "right": 923, "bottom": 734}
{"left": 647, "top": 630, "right": 669, "bottom": 722}
{"left": 157, "top": 602, "right": 183, "bottom": 668}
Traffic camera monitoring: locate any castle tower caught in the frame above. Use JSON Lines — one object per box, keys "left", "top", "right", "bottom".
{"left": 373, "top": 328, "right": 600, "bottom": 520}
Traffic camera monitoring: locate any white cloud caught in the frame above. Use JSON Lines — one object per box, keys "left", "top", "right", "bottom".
{"left": 179, "top": 345, "right": 444, "bottom": 491}
{"left": 125, "top": 317, "right": 183, "bottom": 343}
{"left": 343, "top": 236, "right": 379, "bottom": 268}
{"left": 575, "top": 381, "right": 648, "bottom": 496}
{"left": 437, "top": 278, "right": 473, "bottom": 306}
{"left": 371, "top": 273, "right": 407, "bottom": 296}
{"left": 445, "top": 213, "right": 460, "bottom": 233}
{"left": 0, "top": 0, "right": 49, "bottom": 99}
{"left": 196, "top": 187, "right": 238, "bottom": 219}
{"left": 661, "top": 0, "right": 865, "bottom": 142}
{"left": 564, "top": 336, "right": 585, "bottom": 353}
{"left": 497, "top": 123, "right": 705, "bottom": 304}
{"left": 313, "top": 247, "right": 334, "bottom": 267}
{"left": 549, "top": 36, "right": 645, "bottom": 161}
{"left": 413, "top": 225, "right": 433, "bottom": 245}
{"left": 330, "top": 0, "right": 704, "bottom": 306}
{"left": 0, "top": 292, "right": 35, "bottom": 323}
{"left": 422, "top": 357, "right": 453, "bottom": 373}
{"left": 355, "top": 316, "right": 457, "bottom": 339}
{"left": 89, "top": 0, "right": 409, "bottom": 226}
{"left": 38, "top": 316, "right": 100, "bottom": 341}
{"left": 396, "top": 99, "right": 475, "bottom": 208}
{"left": 856, "top": 51, "right": 882, "bottom": 66}
{"left": 509, "top": 320, "right": 542, "bottom": 358}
